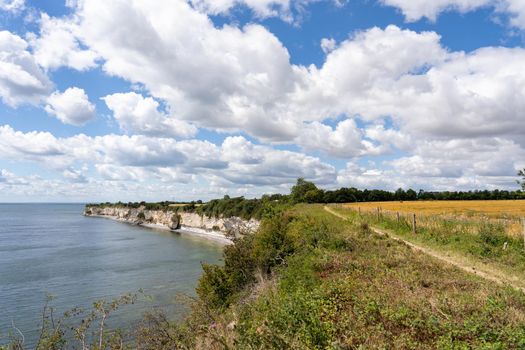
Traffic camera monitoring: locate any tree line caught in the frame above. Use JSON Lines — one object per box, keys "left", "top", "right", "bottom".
{"left": 289, "top": 178, "right": 525, "bottom": 204}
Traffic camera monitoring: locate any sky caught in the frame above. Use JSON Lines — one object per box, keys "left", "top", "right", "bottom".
{"left": 0, "top": 0, "right": 524, "bottom": 202}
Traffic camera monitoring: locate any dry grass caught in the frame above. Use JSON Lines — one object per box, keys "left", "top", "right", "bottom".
{"left": 343, "top": 200, "right": 525, "bottom": 237}
{"left": 343, "top": 200, "right": 525, "bottom": 218}
{"left": 168, "top": 203, "right": 203, "bottom": 207}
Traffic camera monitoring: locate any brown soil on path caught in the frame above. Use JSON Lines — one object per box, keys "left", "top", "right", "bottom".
{"left": 323, "top": 205, "right": 525, "bottom": 294}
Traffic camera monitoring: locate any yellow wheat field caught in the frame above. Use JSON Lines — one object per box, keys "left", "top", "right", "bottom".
{"left": 343, "top": 200, "right": 525, "bottom": 218}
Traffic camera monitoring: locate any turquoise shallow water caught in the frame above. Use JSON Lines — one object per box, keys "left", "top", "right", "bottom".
{"left": 0, "top": 203, "right": 223, "bottom": 346}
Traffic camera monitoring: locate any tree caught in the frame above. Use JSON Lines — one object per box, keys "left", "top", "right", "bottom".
{"left": 519, "top": 169, "right": 525, "bottom": 190}
{"left": 406, "top": 189, "right": 418, "bottom": 200}
{"left": 304, "top": 189, "right": 325, "bottom": 203}
{"left": 394, "top": 188, "right": 407, "bottom": 201}
{"left": 290, "top": 178, "right": 319, "bottom": 203}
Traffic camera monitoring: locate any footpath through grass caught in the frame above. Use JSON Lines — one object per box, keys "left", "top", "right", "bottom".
{"left": 331, "top": 205, "right": 525, "bottom": 291}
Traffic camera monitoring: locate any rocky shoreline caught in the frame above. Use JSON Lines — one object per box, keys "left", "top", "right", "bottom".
{"left": 84, "top": 206, "right": 260, "bottom": 243}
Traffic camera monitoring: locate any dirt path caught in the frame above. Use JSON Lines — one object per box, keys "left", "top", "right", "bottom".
{"left": 323, "top": 206, "right": 525, "bottom": 293}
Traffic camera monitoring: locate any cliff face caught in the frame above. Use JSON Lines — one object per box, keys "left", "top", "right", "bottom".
{"left": 84, "top": 206, "right": 260, "bottom": 237}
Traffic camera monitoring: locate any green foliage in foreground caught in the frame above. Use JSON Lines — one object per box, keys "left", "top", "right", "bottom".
{"left": 5, "top": 205, "right": 525, "bottom": 349}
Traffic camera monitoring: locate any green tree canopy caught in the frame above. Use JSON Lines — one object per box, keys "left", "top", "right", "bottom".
{"left": 519, "top": 169, "right": 525, "bottom": 190}
{"left": 291, "top": 178, "right": 319, "bottom": 203}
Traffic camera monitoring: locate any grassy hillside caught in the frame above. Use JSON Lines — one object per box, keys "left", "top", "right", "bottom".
{"left": 135, "top": 204, "right": 525, "bottom": 349}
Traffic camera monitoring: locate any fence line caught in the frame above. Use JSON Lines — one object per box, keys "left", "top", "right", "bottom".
{"left": 340, "top": 205, "right": 525, "bottom": 239}
{"left": 342, "top": 205, "right": 522, "bottom": 225}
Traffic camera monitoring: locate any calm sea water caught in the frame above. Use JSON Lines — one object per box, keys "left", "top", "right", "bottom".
{"left": 0, "top": 203, "right": 223, "bottom": 346}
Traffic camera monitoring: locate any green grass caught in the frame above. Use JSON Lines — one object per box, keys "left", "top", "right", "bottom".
{"left": 332, "top": 206, "right": 525, "bottom": 281}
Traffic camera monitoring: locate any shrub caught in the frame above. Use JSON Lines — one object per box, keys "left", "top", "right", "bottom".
{"left": 252, "top": 213, "right": 295, "bottom": 274}
{"left": 3, "top": 294, "right": 138, "bottom": 350}
{"left": 223, "top": 234, "right": 257, "bottom": 293}
{"left": 136, "top": 310, "right": 196, "bottom": 349}
{"left": 478, "top": 222, "right": 507, "bottom": 247}
{"left": 196, "top": 212, "right": 296, "bottom": 311}
{"left": 196, "top": 264, "right": 232, "bottom": 310}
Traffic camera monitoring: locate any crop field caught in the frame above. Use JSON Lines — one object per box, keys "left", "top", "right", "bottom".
{"left": 343, "top": 200, "right": 525, "bottom": 218}
{"left": 342, "top": 200, "right": 525, "bottom": 237}
{"left": 341, "top": 200, "right": 525, "bottom": 239}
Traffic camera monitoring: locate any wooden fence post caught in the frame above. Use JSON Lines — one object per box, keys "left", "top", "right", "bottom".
{"left": 522, "top": 218, "right": 525, "bottom": 251}
{"left": 377, "top": 207, "right": 380, "bottom": 221}
{"left": 397, "top": 212, "right": 400, "bottom": 224}
{"left": 412, "top": 213, "right": 417, "bottom": 234}
{"left": 358, "top": 207, "right": 361, "bottom": 215}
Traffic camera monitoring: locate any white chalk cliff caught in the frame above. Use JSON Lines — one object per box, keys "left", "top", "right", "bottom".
{"left": 84, "top": 206, "right": 260, "bottom": 242}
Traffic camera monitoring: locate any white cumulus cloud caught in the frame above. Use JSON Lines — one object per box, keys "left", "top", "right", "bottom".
{"left": 0, "top": 30, "right": 52, "bottom": 106}
{"left": 381, "top": 0, "right": 490, "bottom": 22}
{"left": 103, "top": 92, "right": 197, "bottom": 138}
{"left": 45, "top": 87, "right": 95, "bottom": 126}
{"left": 381, "top": 0, "right": 525, "bottom": 29}
{"left": 72, "top": 0, "right": 303, "bottom": 141}
{"left": 0, "top": 125, "right": 338, "bottom": 189}
{"left": 0, "top": 0, "right": 24, "bottom": 13}
{"left": 28, "top": 13, "right": 99, "bottom": 71}
{"left": 189, "top": 0, "right": 316, "bottom": 22}
{"left": 296, "top": 119, "right": 380, "bottom": 158}
{"left": 2, "top": 0, "right": 525, "bottom": 199}
{"left": 293, "top": 25, "right": 525, "bottom": 142}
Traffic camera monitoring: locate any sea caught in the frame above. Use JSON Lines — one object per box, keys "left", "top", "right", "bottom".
{"left": 0, "top": 203, "right": 223, "bottom": 347}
